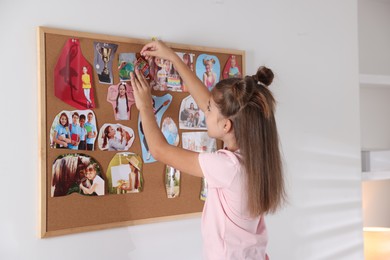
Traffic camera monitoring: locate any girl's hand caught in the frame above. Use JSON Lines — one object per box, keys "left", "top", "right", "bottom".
{"left": 131, "top": 69, "right": 153, "bottom": 111}
{"left": 140, "top": 40, "right": 176, "bottom": 61}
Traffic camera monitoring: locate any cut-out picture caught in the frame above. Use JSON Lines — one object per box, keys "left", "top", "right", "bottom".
{"left": 105, "top": 152, "right": 143, "bottom": 194}
{"left": 54, "top": 38, "right": 96, "bottom": 109}
{"left": 118, "top": 53, "right": 136, "bottom": 81}
{"left": 94, "top": 41, "right": 118, "bottom": 84}
{"left": 223, "top": 55, "right": 242, "bottom": 79}
{"left": 135, "top": 53, "right": 150, "bottom": 79}
{"left": 150, "top": 57, "right": 172, "bottom": 91}
{"left": 165, "top": 165, "right": 180, "bottom": 198}
{"left": 196, "top": 54, "right": 221, "bottom": 90}
{"left": 179, "top": 95, "right": 206, "bottom": 130}
{"left": 177, "top": 52, "right": 195, "bottom": 92}
{"left": 138, "top": 94, "right": 173, "bottom": 163}
{"left": 161, "top": 117, "right": 179, "bottom": 146}
{"left": 107, "top": 82, "right": 135, "bottom": 120}
{"left": 182, "top": 132, "right": 217, "bottom": 153}
{"left": 49, "top": 110, "right": 97, "bottom": 151}
{"left": 98, "top": 123, "right": 135, "bottom": 151}
{"left": 51, "top": 154, "right": 105, "bottom": 197}
{"left": 182, "top": 132, "right": 216, "bottom": 201}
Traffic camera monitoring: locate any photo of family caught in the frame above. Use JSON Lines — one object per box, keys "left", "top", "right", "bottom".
{"left": 179, "top": 95, "right": 206, "bottom": 130}
{"left": 98, "top": 123, "right": 135, "bottom": 151}
{"left": 94, "top": 41, "right": 118, "bottom": 84}
{"left": 107, "top": 82, "right": 135, "bottom": 120}
{"left": 195, "top": 54, "right": 221, "bottom": 91}
{"left": 50, "top": 110, "right": 97, "bottom": 151}
{"left": 105, "top": 152, "right": 143, "bottom": 194}
{"left": 138, "top": 94, "right": 172, "bottom": 163}
{"left": 51, "top": 154, "right": 105, "bottom": 197}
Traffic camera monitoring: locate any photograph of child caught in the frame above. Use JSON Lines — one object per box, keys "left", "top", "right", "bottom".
{"left": 50, "top": 110, "right": 97, "bottom": 151}
{"left": 165, "top": 165, "right": 180, "bottom": 199}
{"left": 178, "top": 95, "right": 206, "bottom": 130}
{"left": 176, "top": 52, "right": 195, "bottom": 92}
{"left": 222, "top": 54, "right": 242, "bottom": 79}
{"left": 195, "top": 54, "right": 221, "bottom": 91}
{"left": 107, "top": 82, "right": 135, "bottom": 120}
{"left": 105, "top": 152, "right": 143, "bottom": 194}
{"left": 161, "top": 117, "right": 179, "bottom": 146}
{"left": 51, "top": 154, "right": 104, "bottom": 197}
{"left": 98, "top": 123, "right": 135, "bottom": 151}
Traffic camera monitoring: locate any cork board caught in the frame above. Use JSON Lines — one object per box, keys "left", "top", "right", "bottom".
{"left": 38, "top": 27, "right": 245, "bottom": 238}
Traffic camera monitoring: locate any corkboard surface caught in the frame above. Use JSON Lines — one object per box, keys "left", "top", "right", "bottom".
{"left": 38, "top": 27, "right": 245, "bottom": 237}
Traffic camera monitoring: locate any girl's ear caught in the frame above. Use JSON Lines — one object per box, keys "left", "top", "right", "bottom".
{"left": 224, "top": 119, "right": 233, "bottom": 133}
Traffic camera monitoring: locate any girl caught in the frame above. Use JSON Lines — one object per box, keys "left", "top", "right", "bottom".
{"left": 79, "top": 163, "right": 104, "bottom": 196}
{"left": 202, "top": 58, "right": 217, "bottom": 90}
{"left": 102, "top": 125, "right": 128, "bottom": 151}
{"left": 108, "top": 82, "right": 131, "bottom": 120}
{"left": 52, "top": 112, "right": 71, "bottom": 148}
{"left": 131, "top": 40, "right": 285, "bottom": 260}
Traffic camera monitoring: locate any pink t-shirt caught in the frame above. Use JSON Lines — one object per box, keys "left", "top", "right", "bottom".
{"left": 199, "top": 150, "right": 268, "bottom": 260}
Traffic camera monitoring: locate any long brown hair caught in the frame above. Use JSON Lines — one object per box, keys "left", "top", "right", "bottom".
{"left": 211, "top": 66, "right": 285, "bottom": 216}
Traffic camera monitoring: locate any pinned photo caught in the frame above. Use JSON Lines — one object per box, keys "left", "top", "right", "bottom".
{"left": 98, "top": 123, "right": 135, "bottom": 151}
{"left": 223, "top": 55, "right": 242, "bottom": 79}
{"left": 196, "top": 54, "right": 221, "bottom": 90}
{"left": 179, "top": 95, "right": 206, "bottom": 130}
{"left": 107, "top": 82, "right": 135, "bottom": 120}
{"left": 118, "top": 53, "right": 136, "bottom": 81}
{"left": 54, "top": 38, "right": 96, "bottom": 109}
{"left": 94, "top": 41, "right": 118, "bottom": 84}
{"left": 162, "top": 117, "right": 179, "bottom": 146}
{"left": 182, "top": 132, "right": 217, "bottom": 153}
{"left": 165, "top": 165, "right": 180, "bottom": 198}
{"left": 138, "top": 94, "right": 173, "bottom": 163}
{"left": 105, "top": 153, "right": 143, "bottom": 194}
{"left": 49, "top": 110, "right": 97, "bottom": 151}
{"left": 51, "top": 154, "right": 105, "bottom": 197}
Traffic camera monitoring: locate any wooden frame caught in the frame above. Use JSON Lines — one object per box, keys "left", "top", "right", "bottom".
{"left": 38, "top": 26, "right": 245, "bottom": 238}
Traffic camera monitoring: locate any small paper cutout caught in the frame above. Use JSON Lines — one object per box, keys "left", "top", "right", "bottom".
{"left": 54, "top": 38, "right": 96, "bottom": 109}
{"left": 179, "top": 95, "right": 206, "bottom": 130}
{"left": 107, "top": 82, "right": 135, "bottom": 120}
{"left": 106, "top": 153, "right": 143, "bottom": 194}
{"left": 94, "top": 42, "right": 118, "bottom": 84}
{"left": 98, "top": 123, "right": 135, "bottom": 151}
{"left": 49, "top": 110, "right": 97, "bottom": 151}
{"left": 195, "top": 54, "right": 221, "bottom": 90}
{"left": 51, "top": 154, "right": 104, "bottom": 197}
{"left": 138, "top": 94, "right": 173, "bottom": 163}
{"left": 223, "top": 55, "right": 241, "bottom": 79}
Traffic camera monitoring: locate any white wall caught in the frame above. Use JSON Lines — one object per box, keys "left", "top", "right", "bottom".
{"left": 0, "top": 0, "right": 364, "bottom": 259}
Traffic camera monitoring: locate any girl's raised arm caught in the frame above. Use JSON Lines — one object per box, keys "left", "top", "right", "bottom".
{"left": 141, "top": 41, "right": 210, "bottom": 112}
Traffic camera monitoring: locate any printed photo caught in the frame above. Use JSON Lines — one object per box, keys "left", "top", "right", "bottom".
{"left": 223, "top": 54, "right": 242, "bottom": 79}
{"left": 179, "top": 95, "right": 206, "bottom": 130}
{"left": 165, "top": 165, "right": 180, "bottom": 199}
{"left": 138, "top": 94, "right": 173, "bottom": 163}
{"left": 94, "top": 41, "right": 118, "bottom": 84}
{"left": 54, "top": 38, "right": 95, "bottom": 109}
{"left": 176, "top": 52, "right": 195, "bottom": 92}
{"left": 107, "top": 82, "right": 135, "bottom": 120}
{"left": 118, "top": 53, "right": 136, "bottom": 81}
{"left": 182, "top": 132, "right": 217, "bottom": 153}
{"left": 98, "top": 123, "right": 135, "bottom": 151}
{"left": 49, "top": 110, "right": 97, "bottom": 151}
{"left": 51, "top": 154, "right": 104, "bottom": 197}
{"left": 195, "top": 54, "right": 221, "bottom": 90}
{"left": 105, "top": 152, "right": 143, "bottom": 194}
{"left": 162, "top": 117, "right": 179, "bottom": 146}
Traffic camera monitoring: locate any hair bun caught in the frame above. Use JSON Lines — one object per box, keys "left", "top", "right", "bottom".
{"left": 255, "top": 66, "right": 274, "bottom": 87}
